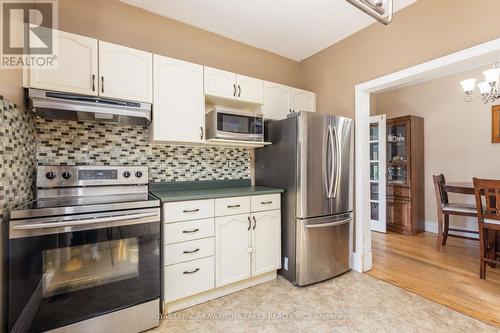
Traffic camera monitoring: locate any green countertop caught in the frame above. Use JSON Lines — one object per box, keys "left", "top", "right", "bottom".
{"left": 149, "top": 179, "right": 284, "bottom": 203}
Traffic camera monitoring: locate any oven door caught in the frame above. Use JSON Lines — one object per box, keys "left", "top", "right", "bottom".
{"left": 216, "top": 112, "right": 263, "bottom": 141}
{"left": 8, "top": 208, "right": 160, "bottom": 332}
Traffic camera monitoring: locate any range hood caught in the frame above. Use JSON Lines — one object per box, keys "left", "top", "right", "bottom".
{"left": 26, "top": 88, "right": 152, "bottom": 126}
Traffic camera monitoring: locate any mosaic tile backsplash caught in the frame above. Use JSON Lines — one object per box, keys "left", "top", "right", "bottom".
{"left": 0, "top": 98, "right": 36, "bottom": 222}
{"left": 35, "top": 118, "right": 250, "bottom": 182}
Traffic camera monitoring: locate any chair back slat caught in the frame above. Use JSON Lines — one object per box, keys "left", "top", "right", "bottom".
{"left": 473, "top": 178, "right": 500, "bottom": 223}
{"left": 433, "top": 174, "right": 448, "bottom": 210}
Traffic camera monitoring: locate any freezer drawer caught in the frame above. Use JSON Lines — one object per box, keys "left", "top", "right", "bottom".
{"left": 295, "top": 214, "right": 351, "bottom": 286}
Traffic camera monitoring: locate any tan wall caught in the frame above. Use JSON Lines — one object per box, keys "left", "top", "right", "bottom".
{"left": 0, "top": 0, "right": 301, "bottom": 106}
{"left": 300, "top": 0, "right": 500, "bottom": 118}
{"left": 373, "top": 66, "right": 500, "bottom": 230}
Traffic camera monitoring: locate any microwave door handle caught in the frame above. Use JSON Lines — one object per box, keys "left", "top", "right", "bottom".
{"left": 12, "top": 212, "right": 158, "bottom": 230}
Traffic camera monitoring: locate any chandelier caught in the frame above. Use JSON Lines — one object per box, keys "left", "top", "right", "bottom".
{"left": 346, "top": 0, "right": 393, "bottom": 25}
{"left": 460, "top": 63, "right": 500, "bottom": 104}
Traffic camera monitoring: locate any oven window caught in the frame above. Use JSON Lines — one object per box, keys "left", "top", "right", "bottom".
{"left": 43, "top": 238, "right": 139, "bottom": 297}
{"left": 220, "top": 114, "right": 250, "bottom": 133}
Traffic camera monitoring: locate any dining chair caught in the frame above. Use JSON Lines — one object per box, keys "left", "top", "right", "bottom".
{"left": 473, "top": 178, "right": 500, "bottom": 279}
{"left": 433, "top": 174, "right": 478, "bottom": 250}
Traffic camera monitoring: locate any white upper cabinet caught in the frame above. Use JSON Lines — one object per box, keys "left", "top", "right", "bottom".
{"left": 215, "top": 214, "right": 252, "bottom": 287}
{"left": 98, "top": 41, "right": 153, "bottom": 103}
{"left": 204, "top": 67, "right": 237, "bottom": 99}
{"left": 263, "top": 82, "right": 292, "bottom": 120}
{"left": 264, "top": 82, "right": 316, "bottom": 120}
{"left": 152, "top": 55, "right": 204, "bottom": 143}
{"left": 237, "top": 74, "right": 264, "bottom": 104}
{"left": 291, "top": 88, "right": 316, "bottom": 113}
{"left": 29, "top": 30, "right": 98, "bottom": 95}
{"left": 204, "top": 67, "right": 264, "bottom": 104}
{"left": 251, "top": 211, "right": 281, "bottom": 276}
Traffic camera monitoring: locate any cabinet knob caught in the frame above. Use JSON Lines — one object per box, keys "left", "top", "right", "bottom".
{"left": 200, "top": 126, "right": 204, "bottom": 140}
{"left": 101, "top": 76, "right": 104, "bottom": 93}
{"left": 233, "top": 84, "right": 236, "bottom": 97}
{"left": 238, "top": 85, "right": 241, "bottom": 98}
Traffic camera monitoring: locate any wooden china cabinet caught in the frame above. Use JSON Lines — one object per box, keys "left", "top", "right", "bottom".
{"left": 386, "top": 115, "right": 425, "bottom": 235}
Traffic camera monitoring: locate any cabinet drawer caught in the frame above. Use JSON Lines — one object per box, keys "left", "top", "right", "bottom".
{"left": 164, "top": 199, "right": 214, "bottom": 222}
{"left": 164, "top": 218, "right": 214, "bottom": 244}
{"left": 387, "top": 186, "right": 410, "bottom": 198}
{"left": 164, "top": 256, "right": 215, "bottom": 302}
{"left": 251, "top": 194, "right": 280, "bottom": 212}
{"left": 215, "top": 196, "right": 250, "bottom": 217}
{"left": 164, "top": 237, "right": 214, "bottom": 266}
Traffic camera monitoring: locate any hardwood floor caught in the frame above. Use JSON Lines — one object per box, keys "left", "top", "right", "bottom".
{"left": 368, "top": 231, "right": 500, "bottom": 328}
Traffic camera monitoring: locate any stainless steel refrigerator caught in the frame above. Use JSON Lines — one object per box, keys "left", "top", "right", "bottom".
{"left": 256, "top": 112, "right": 354, "bottom": 286}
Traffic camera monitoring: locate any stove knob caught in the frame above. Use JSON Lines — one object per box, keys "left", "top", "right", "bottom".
{"left": 45, "top": 171, "right": 56, "bottom": 180}
{"left": 62, "top": 171, "right": 72, "bottom": 180}
{"left": 123, "top": 171, "right": 131, "bottom": 178}
{"left": 135, "top": 171, "right": 143, "bottom": 178}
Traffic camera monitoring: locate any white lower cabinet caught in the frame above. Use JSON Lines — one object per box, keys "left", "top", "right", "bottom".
{"left": 162, "top": 194, "right": 281, "bottom": 310}
{"left": 252, "top": 211, "right": 281, "bottom": 276}
{"left": 164, "top": 256, "right": 215, "bottom": 302}
{"left": 215, "top": 214, "right": 252, "bottom": 286}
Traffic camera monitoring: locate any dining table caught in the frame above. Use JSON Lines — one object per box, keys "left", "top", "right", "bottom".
{"left": 444, "top": 182, "right": 499, "bottom": 266}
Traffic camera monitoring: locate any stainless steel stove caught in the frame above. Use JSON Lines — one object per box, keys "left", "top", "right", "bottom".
{"left": 8, "top": 166, "right": 160, "bottom": 333}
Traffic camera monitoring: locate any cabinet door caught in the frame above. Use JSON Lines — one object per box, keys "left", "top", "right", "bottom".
{"left": 387, "top": 198, "right": 411, "bottom": 230}
{"left": 29, "top": 31, "right": 98, "bottom": 95}
{"left": 98, "top": 41, "right": 153, "bottom": 102}
{"left": 215, "top": 214, "right": 251, "bottom": 287}
{"left": 263, "top": 82, "right": 292, "bottom": 120}
{"left": 152, "top": 55, "right": 204, "bottom": 143}
{"left": 236, "top": 74, "right": 263, "bottom": 104}
{"left": 204, "top": 67, "right": 236, "bottom": 99}
{"left": 251, "top": 210, "right": 281, "bottom": 276}
{"left": 291, "top": 88, "right": 316, "bottom": 113}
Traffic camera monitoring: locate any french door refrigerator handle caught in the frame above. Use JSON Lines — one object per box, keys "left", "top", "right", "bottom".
{"left": 327, "top": 125, "right": 335, "bottom": 198}
{"left": 332, "top": 126, "right": 342, "bottom": 198}
{"left": 304, "top": 218, "right": 352, "bottom": 229}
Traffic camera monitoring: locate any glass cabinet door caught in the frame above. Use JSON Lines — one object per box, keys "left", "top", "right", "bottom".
{"left": 387, "top": 121, "right": 409, "bottom": 186}
{"left": 369, "top": 115, "right": 386, "bottom": 233}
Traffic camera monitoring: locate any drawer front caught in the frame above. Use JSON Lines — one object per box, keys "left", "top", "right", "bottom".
{"left": 387, "top": 186, "right": 410, "bottom": 198}
{"left": 164, "top": 218, "right": 214, "bottom": 244}
{"left": 251, "top": 194, "right": 280, "bottom": 212}
{"left": 215, "top": 196, "right": 251, "bottom": 217}
{"left": 164, "top": 238, "right": 214, "bottom": 266}
{"left": 164, "top": 199, "right": 214, "bottom": 223}
{"left": 164, "top": 256, "right": 215, "bottom": 302}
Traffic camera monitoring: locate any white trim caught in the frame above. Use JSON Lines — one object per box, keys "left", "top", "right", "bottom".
{"left": 355, "top": 37, "right": 500, "bottom": 273}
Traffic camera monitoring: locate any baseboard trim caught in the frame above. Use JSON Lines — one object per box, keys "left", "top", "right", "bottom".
{"left": 163, "top": 271, "right": 277, "bottom": 314}
{"left": 425, "top": 220, "right": 479, "bottom": 239}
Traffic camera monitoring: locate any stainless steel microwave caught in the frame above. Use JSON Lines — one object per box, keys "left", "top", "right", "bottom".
{"left": 205, "top": 107, "right": 263, "bottom": 142}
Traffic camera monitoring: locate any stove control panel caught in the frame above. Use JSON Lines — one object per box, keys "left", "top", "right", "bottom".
{"left": 37, "top": 166, "right": 149, "bottom": 188}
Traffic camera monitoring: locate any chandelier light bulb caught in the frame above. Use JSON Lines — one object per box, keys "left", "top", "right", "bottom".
{"left": 459, "top": 78, "right": 476, "bottom": 94}
{"left": 477, "top": 81, "right": 491, "bottom": 95}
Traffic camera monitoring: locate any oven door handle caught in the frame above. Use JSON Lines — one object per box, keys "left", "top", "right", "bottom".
{"left": 12, "top": 212, "right": 159, "bottom": 230}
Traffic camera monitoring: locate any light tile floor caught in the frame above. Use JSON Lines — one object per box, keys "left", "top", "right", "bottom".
{"left": 150, "top": 272, "right": 495, "bottom": 332}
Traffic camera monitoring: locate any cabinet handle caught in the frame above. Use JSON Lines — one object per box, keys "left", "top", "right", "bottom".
{"left": 92, "top": 74, "right": 95, "bottom": 92}
{"left": 247, "top": 216, "right": 251, "bottom": 230}
{"left": 183, "top": 268, "right": 200, "bottom": 274}
{"left": 182, "top": 228, "right": 199, "bottom": 234}
{"left": 200, "top": 126, "right": 203, "bottom": 140}
{"left": 238, "top": 85, "right": 241, "bottom": 98}
{"left": 261, "top": 201, "right": 273, "bottom": 205}
{"left": 252, "top": 216, "right": 256, "bottom": 230}
{"left": 233, "top": 84, "right": 236, "bottom": 97}
{"left": 101, "top": 76, "right": 104, "bottom": 93}
{"left": 183, "top": 248, "right": 200, "bottom": 254}
{"left": 182, "top": 208, "right": 200, "bottom": 213}
{"left": 289, "top": 109, "right": 292, "bottom": 114}
{"left": 227, "top": 204, "right": 241, "bottom": 208}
